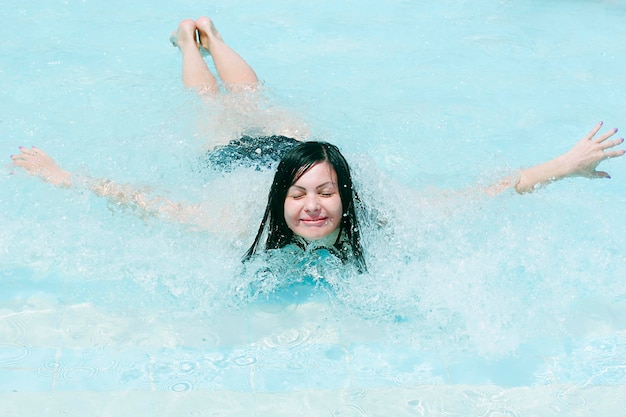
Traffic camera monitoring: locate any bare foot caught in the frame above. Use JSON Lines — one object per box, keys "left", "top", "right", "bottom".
{"left": 196, "top": 16, "right": 223, "bottom": 52}
{"left": 11, "top": 146, "right": 72, "bottom": 187}
{"left": 169, "top": 19, "right": 198, "bottom": 50}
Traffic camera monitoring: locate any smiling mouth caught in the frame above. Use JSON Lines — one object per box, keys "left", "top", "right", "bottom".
{"left": 301, "top": 218, "right": 328, "bottom": 226}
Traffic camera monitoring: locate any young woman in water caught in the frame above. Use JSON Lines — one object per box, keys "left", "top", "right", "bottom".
{"left": 9, "top": 17, "right": 626, "bottom": 273}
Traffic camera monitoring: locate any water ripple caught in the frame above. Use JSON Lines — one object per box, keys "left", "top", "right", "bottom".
{"left": 263, "top": 327, "right": 312, "bottom": 350}
{"left": 168, "top": 380, "right": 195, "bottom": 392}
{"left": 0, "top": 312, "right": 31, "bottom": 343}
{"left": 61, "top": 365, "right": 99, "bottom": 381}
{"left": 0, "top": 342, "right": 33, "bottom": 367}
{"left": 37, "top": 361, "right": 61, "bottom": 377}
{"left": 483, "top": 410, "right": 527, "bottom": 417}
{"left": 554, "top": 387, "right": 587, "bottom": 410}
{"left": 232, "top": 355, "right": 258, "bottom": 367}
{"left": 588, "top": 363, "right": 626, "bottom": 385}
{"left": 331, "top": 403, "right": 366, "bottom": 417}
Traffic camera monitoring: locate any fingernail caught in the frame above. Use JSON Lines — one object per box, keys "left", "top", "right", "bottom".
{"left": 606, "top": 174, "right": 611, "bottom": 179}
{"left": 614, "top": 128, "right": 619, "bottom": 133}
{"left": 599, "top": 121, "right": 603, "bottom": 125}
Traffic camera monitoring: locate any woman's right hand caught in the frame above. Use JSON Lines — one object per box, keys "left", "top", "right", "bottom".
{"left": 11, "top": 146, "right": 72, "bottom": 187}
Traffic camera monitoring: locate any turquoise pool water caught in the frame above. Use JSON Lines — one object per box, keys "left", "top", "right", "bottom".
{"left": 1, "top": 0, "right": 626, "bottom": 415}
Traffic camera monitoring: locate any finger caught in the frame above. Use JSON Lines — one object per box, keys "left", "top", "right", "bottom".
{"left": 11, "top": 158, "right": 29, "bottom": 168}
{"left": 602, "top": 148, "right": 626, "bottom": 159}
{"left": 10, "top": 153, "right": 28, "bottom": 162}
{"left": 595, "top": 127, "right": 618, "bottom": 143}
{"left": 18, "top": 146, "right": 43, "bottom": 157}
{"left": 31, "top": 146, "right": 47, "bottom": 156}
{"left": 11, "top": 152, "right": 42, "bottom": 167}
{"left": 600, "top": 137, "right": 624, "bottom": 151}
{"left": 584, "top": 121, "right": 604, "bottom": 140}
{"left": 11, "top": 152, "right": 34, "bottom": 162}
{"left": 591, "top": 170, "right": 610, "bottom": 179}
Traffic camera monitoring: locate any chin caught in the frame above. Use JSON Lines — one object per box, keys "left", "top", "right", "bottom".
{"left": 297, "top": 227, "right": 338, "bottom": 242}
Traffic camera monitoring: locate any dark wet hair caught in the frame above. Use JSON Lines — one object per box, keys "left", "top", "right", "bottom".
{"left": 243, "top": 141, "right": 366, "bottom": 272}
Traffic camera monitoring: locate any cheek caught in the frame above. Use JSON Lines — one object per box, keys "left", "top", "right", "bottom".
{"left": 328, "top": 197, "right": 344, "bottom": 218}
{"left": 282, "top": 201, "right": 299, "bottom": 224}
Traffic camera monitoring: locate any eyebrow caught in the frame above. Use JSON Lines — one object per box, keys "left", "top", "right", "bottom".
{"left": 289, "top": 181, "right": 337, "bottom": 191}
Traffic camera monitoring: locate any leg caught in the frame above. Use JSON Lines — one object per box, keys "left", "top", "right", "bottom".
{"left": 196, "top": 17, "right": 259, "bottom": 91}
{"left": 171, "top": 19, "right": 218, "bottom": 92}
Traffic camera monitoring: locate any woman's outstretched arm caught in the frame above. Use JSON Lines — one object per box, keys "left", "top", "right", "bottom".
{"left": 488, "top": 122, "right": 625, "bottom": 195}
{"left": 10, "top": 146, "right": 208, "bottom": 228}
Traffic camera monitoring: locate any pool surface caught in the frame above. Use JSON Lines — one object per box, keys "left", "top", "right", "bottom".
{"left": 2, "top": 0, "right": 626, "bottom": 415}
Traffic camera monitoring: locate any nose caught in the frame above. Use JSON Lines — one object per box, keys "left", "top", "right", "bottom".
{"left": 303, "top": 194, "right": 320, "bottom": 212}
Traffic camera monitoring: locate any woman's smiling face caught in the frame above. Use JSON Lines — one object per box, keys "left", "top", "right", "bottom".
{"left": 283, "top": 161, "right": 343, "bottom": 241}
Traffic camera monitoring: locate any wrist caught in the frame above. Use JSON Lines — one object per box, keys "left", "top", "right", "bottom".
{"left": 515, "top": 156, "right": 569, "bottom": 193}
{"left": 49, "top": 170, "right": 73, "bottom": 187}
{"left": 546, "top": 155, "right": 570, "bottom": 179}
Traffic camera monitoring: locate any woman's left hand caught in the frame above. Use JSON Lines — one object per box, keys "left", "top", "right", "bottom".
{"left": 558, "top": 122, "right": 625, "bottom": 179}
